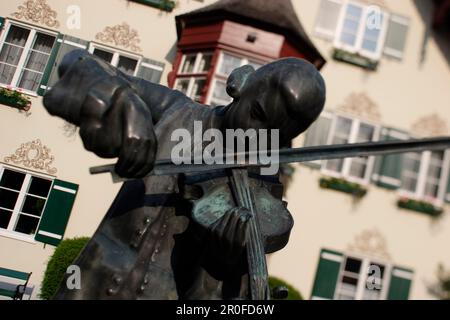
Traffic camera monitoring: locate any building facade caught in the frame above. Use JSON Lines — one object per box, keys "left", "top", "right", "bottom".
{"left": 0, "top": 0, "right": 449, "bottom": 300}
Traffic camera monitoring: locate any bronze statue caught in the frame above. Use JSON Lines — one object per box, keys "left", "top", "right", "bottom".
{"left": 43, "top": 50, "right": 325, "bottom": 299}
{"left": 43, "top": 50, "right": 450, "bottom": 300}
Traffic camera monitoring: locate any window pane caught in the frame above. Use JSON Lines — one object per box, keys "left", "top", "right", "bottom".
{"left": 304, "top": 116, "right": 332, "bottom": 147}
{"left": 0, "top": 209, "right": 12, "bottom": 229}
{"left": 0, "top": 25, "right": 30, "bottom": 85}
{"left": 344, "top": 257, "right": 362, "bottom": 273}
{"left": 198, "top": 53, "right": 212, "bottom": 73}
{"left": 0, "top": 63, "right": 17, "bottom": 85}
{"left": 0, "top": 169, "right": 25, "bottom": 190}
{"left": 191, "top": 78, "right": 206, "bottom": 102}
{"left": 175, "top": 79, "right": 189, "bottom": 94}
{"left": 212, "top": 80, "right": 231, "bottom": 103}
{"left": 0, "top": 44, "right": 24, "bottom": 66}
{"left": 32, "top": 33, "right": 55, "bottom": 54}
{"left": 93, "top": 48, "right": 113, "bottom": 63}
{"left": 181, "top": 54, "right": 196, "bottom": 73}
{"left": 339, "top": 4, "right": 363, "bottom": 46}
{"left": 28, "top": 177, "right": 52, "bottom": 197}
{"left": 424, "top": 151, "right": 444, "bottom": 198}
{"left": 357, "top": 123, "right": 375, "bottom": 142}
{"left": 325, "top": 117, "right": 352, "bottom": 173}
{"left": 14, "top": 214, "right": 39, "bottom": 235}
{"left": 334, "top": 117, "right": 352, "bottom": 139}
{"left": 361, "top": 12, "right": 384, "bottom": 53}
{"left": 5, "top": 25, "right": 30, "bottom": 46}
{"left": 337, "top": 276, "right": 358, "bottom": 300}
{"left": 23, "top": 50, "right": 50, "bottom": 72}
{"left": 0, "top": 188, "right": 20, "bottom": 210}
{"left": 219, "top": 53, "right": 241, "bottom": 76}
{"left": 401, "top": 153, "right": 421, "bottom": 192}
{"left": 117, "top": 55, "right": 138, "bottom": 75}
{"left": 21, "top": 195, "right": 46, "bottom": 217}
{"left": 17, "top": 69, "right": 43, "bottom": 91}
{"left": 349, "top": 159, "right": 367, "bottom": 179}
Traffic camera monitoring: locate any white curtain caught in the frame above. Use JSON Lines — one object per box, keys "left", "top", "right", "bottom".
{"left": 18, "top": 32, "right": 55, "bottom": 91}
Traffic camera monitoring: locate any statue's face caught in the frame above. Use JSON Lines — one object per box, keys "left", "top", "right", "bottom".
{"left": 222, "top": 76, "right": 308, "bottom": 147}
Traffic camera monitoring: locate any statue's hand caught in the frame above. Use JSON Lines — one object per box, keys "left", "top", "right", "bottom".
{"left": 207, "top": 207, "right": 250, "bottom": 268}
{"left": 43, "top": 50, "right": 157, "bottom": 178}
{"left": 80, "top": 83, "right": 157, "bottom": 178}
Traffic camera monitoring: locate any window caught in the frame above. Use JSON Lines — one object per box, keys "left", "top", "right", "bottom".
{"left": 208, "top": 51, "right": 264, "bottom": 107}
{"left": 90, "top": 44, "right": 140, "bottom": 76}
{"left": 322, "top": 115, "right": 379, "bottom": 184}
{"left": 311, "top": 249, "right": 413, "bottom": 300}
{"left": 400, "top": 150, "right": 449, "bottom": 204}
{"left": 0, "top": 167, "right": 52, "bottom": 238}
{"left": 0, "top": 21, "right": 57, "bottom": 93}
{"left": 334, "top": 2, "right": 388, "bottom": 60}
{"left": 175, "top": 52, "right": 212, "bottom": 103}
{"left": 335, "top": 255, "right": 389, "bottom": 300}
{"left": 314, "top": 0, "right": 409, "bottom": 60}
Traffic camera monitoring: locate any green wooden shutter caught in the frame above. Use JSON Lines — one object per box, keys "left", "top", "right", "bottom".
{"left": 372, "top": 128, "right": 409, "bottom": 189}
{"left": 35, "top": 180, "right": 79, "bottom": 246}
{"left": 311, "top": 249, "right": 343, "bottom": 299}
{"left": 0, "top": 17, "right": 5, "bottom": 31}
{"left": 387, "top": 266, "right": 413, "bottom": 300}
{"left": 383, "top": 14, "right": 409, "bottom": 60}
{"left": 136, "top": 58, "right": 165, "bottom": 84}
{"left": 38, "top": 35, "right": 89, "bottom": 95}
{"left": 37, "top": 33, "right": 63, "bottom": 96}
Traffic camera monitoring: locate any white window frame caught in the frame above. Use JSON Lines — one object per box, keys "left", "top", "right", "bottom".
{"left": 174, "top": 76, "right": 207, "bottom": 102}
{"left": 333, "top": 0, "right": 389, "bottom": 60}
{"left": 0, "top": 164, "right": 54, "bottom": 243}
{"left": 205, "top": 50, "right": 266, "bottom": 105}
{"left": 399, "top": 149, "right": 450, "bottom": 206}
{"left": 322, "top": 113, "right": 381, "bottom": 185}
{"left": 175, "top": 51, "right": 213, "bottom": 102}
{"left": 207, "top": 78, "right": 231, "bottom": 106}
{"left": 334, "top": 253, "right": 392, "bottom": 300}
{"left": 88, "top": 42, "right": 142, "bottom": 77}
{"left": 0, "top": 19, "right": 58, "bottom": 96}
{"left": 178, "top": 52, "right": 213, "bottom": 75}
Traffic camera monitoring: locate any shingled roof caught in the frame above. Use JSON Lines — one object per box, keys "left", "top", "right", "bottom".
{"left": 176, "top": 0, "right": 326, "bottom": 67}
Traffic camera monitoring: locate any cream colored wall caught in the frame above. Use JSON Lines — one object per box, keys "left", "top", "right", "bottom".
{"left": 268, "top": 0, "right": 450, "bottom": 300}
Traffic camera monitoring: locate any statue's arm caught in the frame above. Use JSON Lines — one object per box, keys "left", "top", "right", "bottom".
{"left": 43, "top": 49, "right": 189, "bottom": 178}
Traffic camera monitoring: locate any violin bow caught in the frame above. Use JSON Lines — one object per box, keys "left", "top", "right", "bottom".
{"left": 90, "top": 136, "right": 450, "bottom": 182}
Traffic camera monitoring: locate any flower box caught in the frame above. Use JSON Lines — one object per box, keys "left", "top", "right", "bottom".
{"left": 397, "top": 197, "right": 443, "bottom": 217}
{"left": 319, "top": 177, "right": 367, "bottom": 198}
{"left": 130, "top": 0, "right": 176, "bottom": 12}
{"left": 333, "top": 48, "right": 379, "bottom": 71}
{"left": 0, "top": 87, "right": 31, "bottom": 111}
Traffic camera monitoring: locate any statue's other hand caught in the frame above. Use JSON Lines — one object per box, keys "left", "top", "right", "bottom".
{"left": 208, "top": 207, "right": 250, "bottom": 267}
{"left": 79, "top": 82, "right": 157, "bottom": 179}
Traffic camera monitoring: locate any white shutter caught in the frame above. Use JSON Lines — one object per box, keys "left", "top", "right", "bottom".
{"left": 314, "top": 0, "right": 343, "bottom": 40}
{"left": 383, "top": 14, "right": 409, "bottom": 59}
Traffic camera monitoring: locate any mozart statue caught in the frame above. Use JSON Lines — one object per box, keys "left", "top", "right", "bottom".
{"left": 43, "top": 49, "right": 326, "bottom": 299}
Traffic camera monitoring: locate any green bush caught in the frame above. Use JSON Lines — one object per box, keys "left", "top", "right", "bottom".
{"left": 40, "top": 237, "right": 90, "bottom": 300}
{"left": 269, "top": 276, "right": 303, "bottom": 300}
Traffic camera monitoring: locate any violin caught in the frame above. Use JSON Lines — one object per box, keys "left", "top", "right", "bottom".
{"left": 183, "top": 167, "right": 294, "bottom": 300}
